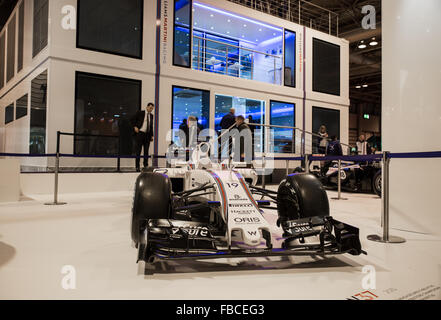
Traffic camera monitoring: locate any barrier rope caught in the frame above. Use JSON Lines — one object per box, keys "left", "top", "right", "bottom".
{"left": 1, "top": 151, "right": 440, "bottom": 161}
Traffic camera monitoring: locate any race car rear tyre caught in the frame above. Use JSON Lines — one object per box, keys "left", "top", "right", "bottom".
{"left": 131, "top": 172, "right": 172, "bottom": 244}
{"left": 372, "top": 170, "right": 382, "bottom": 197}
{"left": 277, "top": 173, "right": 329, "bottom": 222}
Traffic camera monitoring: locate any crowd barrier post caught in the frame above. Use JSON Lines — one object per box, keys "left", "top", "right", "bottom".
{"left": 304, "top": 154, "right": 310, "bottom": 173}
{"left": 262, "top": 153, "right": 266, "bottom": 189}
{"left": 367, "top": 151, "right": 406, "bottom": 243}
{"left": 45, "top": 131, "right": 67, "bottom": 206}
{"left": 331, "top": 159, "right": 348, "bottom": 201}
{"left": 285, "top": 159, "right": 290, "bottom": 176}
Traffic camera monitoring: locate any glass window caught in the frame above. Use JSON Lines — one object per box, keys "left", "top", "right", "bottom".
{"left": 0, "top": 33, "right": 5, "bottom": 89}
{"left": 192, "top": 3, "right": 283, "bottom": 84}
{"left": 75, "top": 72, "right": 141, "bottom": 156}
{"left": 284, "top": 30, "right": 296, "bottom": 87}
{"left": 77, "top": 0, "right": 143, "bottom": 59}
{"left": 312, "top": 106, "right": 340, "bottom": 154}
{"left": 5, "top": 104, "right": 14, "bottom": 125}
{"left": 270, "top": 101, "right": 295, "bottom": 153}
{"left": 17, "top": 2, "right": 24, "bottom": 72}
{"left": 16, "top": 94, "right": 28, "bottom": 120}
{"left": 172, "top": 86, "right": 209, "bottom": 147}
{"left": 6, "top": 14, "right": 16, "bottom": 82}
{"left": 215, "top": 94, "right": 265, "bottom": 152}
{"left": 313, "top": 38, "right": 340, "bottom": 96}
{"left": 30, "top": 70, "right": 47, "bottom": 154}
{"left": 173, "top": 0, "right": 192, "bottom": 67}
{"left": 33, "top": 0, "right": 48, "bottom": 58}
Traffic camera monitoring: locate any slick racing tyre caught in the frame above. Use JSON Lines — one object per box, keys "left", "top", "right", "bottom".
{"left": 277, "top": 173, "right": 330, "bottom": 222}
{"left": 372, "top": 170, "right": 382, "bottom": 197}
{"left": 131, "top": 172, "right": 172, "bottom": 244}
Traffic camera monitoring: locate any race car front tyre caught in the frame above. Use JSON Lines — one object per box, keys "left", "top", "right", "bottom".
{"left": 131, "top": 172, "right": 172, "bottom": 244}
{"left": 372, "top": 170, "right": 382, "bottom": 197}
{"left": 277, "top": 173, "right": 330, "bottom": 223}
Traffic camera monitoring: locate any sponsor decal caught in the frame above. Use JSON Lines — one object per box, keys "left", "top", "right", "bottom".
{"left": 230, "top": 209, "right": 255, "bottom": 215}
{"left": 171, "top": 226, "right": 210, "bottom": 237}
{"left": 233, "top": 217, "right": 261, "bottom": 224}
{"left": 229, "top": 203, "right": 254, "bottom": 208}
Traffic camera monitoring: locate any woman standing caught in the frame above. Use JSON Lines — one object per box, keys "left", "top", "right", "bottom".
{"left": 318, "top": 125, "right": 329, "bottom": 154}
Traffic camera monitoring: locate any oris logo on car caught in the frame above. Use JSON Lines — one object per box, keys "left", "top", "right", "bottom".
{"left": 233, "top": 217, "right": 260, "bottom": 223}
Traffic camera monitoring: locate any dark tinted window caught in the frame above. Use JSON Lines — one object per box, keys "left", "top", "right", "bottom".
{"left": 313, "top": 38, "right": 340, "bottom": 96}
{"left": 284, "top": 30, "right": 296, "bottom": 87}
{"left": 30, "top": 70, "right": 47, "bottom": 154}
{"left": 16, "top": 94, "right": 28, "bottom": 120}
{"left": 0, "top": 33, "right": 5, "bottom": 89}
{"left": 77, "top": 0, "right": 143, "bottom": 59}
{"left": 75, "top": 72, "right": 141, "bottom": 155}
{"left": 17, "top": 2, "right": 24, "bottom": 72}
{"left": 33, "top": 0, "right": 48, "bottom": 57}
{"left": 173, "top": 0, "right": 191, "bottom": 67}
{"left": 5, "top": 104, "right": 14, "bottom": 124}
{"left": 6, "top": 14, "right": 16, "bottom": 82}
{"left": 312, "top": 106, "right": 340, "bottom": 153}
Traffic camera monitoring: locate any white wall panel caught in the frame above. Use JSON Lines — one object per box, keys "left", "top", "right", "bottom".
{"left": 383, "top": 0, "right": 441, "bottom": 235}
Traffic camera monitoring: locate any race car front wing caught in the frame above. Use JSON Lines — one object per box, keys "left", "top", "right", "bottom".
{"left": 138, "top": 216, "right": 365, "bottom": 263}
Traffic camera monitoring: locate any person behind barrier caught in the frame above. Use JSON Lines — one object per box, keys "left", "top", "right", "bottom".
{"left": 321, "top": 135, "right": 343, "bottom": 176}
{"left": 234, "top": 115, "right": 253, "bottom": 163}
{"left": 318, "top": 125, "right": 329, "bottom": 154}
{"left": 219, "top": 108, "right": 236, "bottom": 160}
{"left": 132, "top": 103, "right": 155, "bottom": 171}
{"left": 179, "top": 118, "right": 189, "bottom": 147}
{"left": 356, "top": 134, "right": 372, "bottom": 155}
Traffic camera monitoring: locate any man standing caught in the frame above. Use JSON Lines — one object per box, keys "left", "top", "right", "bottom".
{"left": 220, "top": 108, "right": 236, "bottom": 131}
{"left": 356, "top": 134, "right": 372, "bottom": 155}
{"left": 219, "top": 108, "right": 236, "bottom": 160}
{"left": 132, "top": 103, "right": 155, "bottom": 171}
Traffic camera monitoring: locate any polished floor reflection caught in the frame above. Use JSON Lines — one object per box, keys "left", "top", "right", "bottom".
{"left": 0, "top": 189, "right": 440, "bottom": 299}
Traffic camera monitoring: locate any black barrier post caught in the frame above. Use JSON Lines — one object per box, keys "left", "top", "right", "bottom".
{"left": 45, "top": 131, "right": 67, "bottom": 206}
{"left": 367, "top": 151, "right": 405, "bottom": 243}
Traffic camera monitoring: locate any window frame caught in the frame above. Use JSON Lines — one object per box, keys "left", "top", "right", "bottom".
{"left": 283, "top": 29, "right": 296, "bottom": 88}
{"left": 312, "top": 37, "right": 341, "bottom": 96}
{"left": 172, "top": 0, "right": 193, "bottom": 68}
{"left": 171, "top": 85, "right": 210, "bottom": 135}
{"left": 17, "top": 1, "right": 24, "bottom": 72}
{"left": 73, "top": 71, "right": 143, "bottom": 155}
{"left": 76, "top": 0, "right": 144, "bottom": 60}
{"left": 32, "top": 0, "right": 49, "bottom": 58}
{"left": 6, "top": 13, "right": 16, "bottom": 83}
{"left": 5, "top": 103, "right": 14, "bottom": 125}
{"left": 270, "top": 100, "right": 296, "bottom": 154}
{"left": 16, "top": 94, "right": 28, "bottom": 120}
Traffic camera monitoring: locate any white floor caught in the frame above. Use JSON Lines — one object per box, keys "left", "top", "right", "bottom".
{"left": 0, "top": 188, "right": 440, "bottom": 300}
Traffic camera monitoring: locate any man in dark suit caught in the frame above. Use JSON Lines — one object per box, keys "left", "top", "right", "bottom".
{"left": 132, "top": 103, "right": 155, "bottom": 171}
{"left": 220, "top": 108, "right": 236, "bottom": 131}
{"left": 219, "top": 108, "right": 236, "bottom": 160}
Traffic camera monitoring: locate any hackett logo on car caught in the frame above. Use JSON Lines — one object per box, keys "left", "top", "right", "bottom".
{"left": 230, "top": 209, "right": 254, "bottom": 215}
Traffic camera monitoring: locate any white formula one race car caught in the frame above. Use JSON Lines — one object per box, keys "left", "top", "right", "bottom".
{"left": 131, "top": 143, "right": 365, "bottom": 269}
